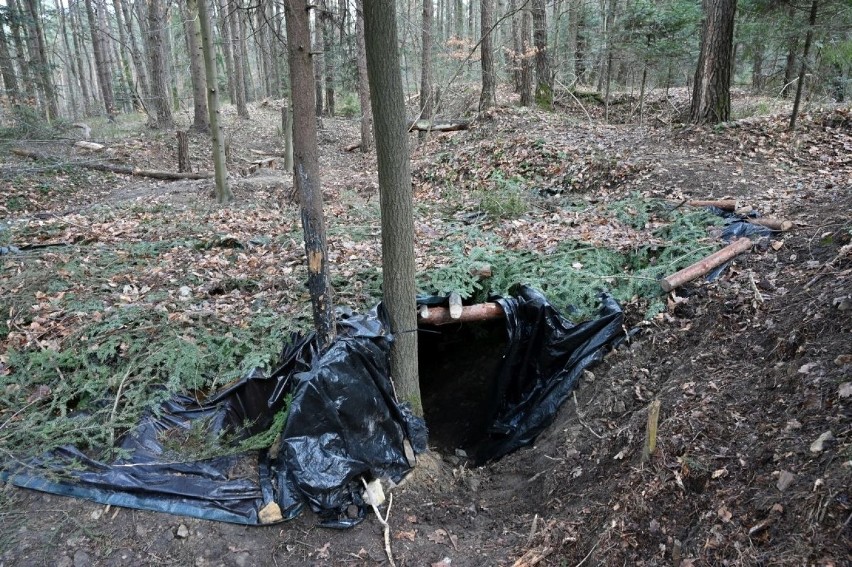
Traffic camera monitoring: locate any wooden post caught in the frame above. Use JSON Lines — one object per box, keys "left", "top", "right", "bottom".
{"left": 176, "top": 130, "right": 190, "bottom": 172}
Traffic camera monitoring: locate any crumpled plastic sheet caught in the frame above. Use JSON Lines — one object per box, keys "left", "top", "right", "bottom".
{"left": 3, "top": 287, "right": 625, "bottom": 526}
{"left": 704, "top": 206, "right": 775, "bottom": 281}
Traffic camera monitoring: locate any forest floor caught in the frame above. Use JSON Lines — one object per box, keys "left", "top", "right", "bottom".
{"left": 0, "top": 89, "right": 850, "bottom": 566}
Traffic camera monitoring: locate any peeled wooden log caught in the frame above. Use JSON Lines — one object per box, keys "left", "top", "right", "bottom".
{"left": 686, "top": 199, "right": 738, "bottom": 211}
{"left": 660, "top": 237, "right": 753, "bottom": 292}
{"left": 747, "top": 218, "right": 793, "bottom": 231}
{"left": 74, "top": 141, "right": 105, "bottom": 151}
{"left": 407, "top": 119, "right": 469, "bottom": 132}
{"left": 418, "top": 302, "right": 505, "bottom": 326}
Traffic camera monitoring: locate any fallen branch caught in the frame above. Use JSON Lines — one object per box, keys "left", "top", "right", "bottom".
{"left": 12, "top": 148, "right": 213, "bottom": 180}
{"left": 418, "top": 302, "right": 504, "bottom": 326}
{"left": 344, "top": 142, "right": 361, "bottom": 152}
{"left": 660, "top": 237, "right": 753, "bottom": 292}
{"left": 407, "top": 119, "right": 470, "bottom": 132}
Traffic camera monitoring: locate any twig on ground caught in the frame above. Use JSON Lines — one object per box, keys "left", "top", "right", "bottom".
{"left": 361, "top": 477, "right": 395, "bottom": 567}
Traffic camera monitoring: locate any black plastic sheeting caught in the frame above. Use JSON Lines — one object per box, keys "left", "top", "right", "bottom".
{"left": 3, "top": 286, "right": 624, "bottom": 526}
{"left": 704, "top": 206, "right": 775, "bottom": 281}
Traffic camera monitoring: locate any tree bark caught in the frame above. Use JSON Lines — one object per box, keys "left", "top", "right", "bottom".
{"left": 145, "top": 0, "right": 174, "bottom": 128}
{"left": 364, "top": 0, "right": 422, "bottom": 416}
{"left": 531, "top": 0, "right": 551, "bottom": 107}
{"left": 420, "top": 0, "right": 434, "bottom": 134}
{"left": 176, "top": 130, "right": 191, "bottom": 172}
{"left": 119, "top": 0, "right": 151, "bottom": 110}
{"left": 83, "top": 0, "right": 115, "bottom": 117}
{"left": 0, "top": 8, "right": 21, "bottom": 103}
{"left": 566, "top": 0, "right": 579, "bottom": 84}
{"left": 23, "top": 0, "right": 59, "bottom": 119}
{"left": 479, "top": 0, "right": 496, "bottom": 110}
{"left": 660, "top": 237, "right": 752, "bottom": 292}
{"left": 215, "top": 0, "right": 236, "bottom": 102}
{"left": 69, "top": 0, "right": 92, "bottom": 115}
{"left": 284, "top": 0, "right": 336, "bottom": 349}
{"left": 781, "top": 3, "right": 798, "bottom": 98}
{"left": 110, "top": 0, "right": 141, "bottom": 111}
{"left": 690, "top": 0, "right": 737, "bottom": 124}
{"left": 197, "top": 0, "right": 233, "bottom": 203}
{"left": 183, "top": 0, "right": 210, "bottom": 132}
{"left": 228, "top": 0, "right": 249, "bottom": 117}
{"left": 520, "top": 4, "right": 533, "bottom": 106}
{"left": 6, "top": 0, "right": 34, "bottom": 100}
{"left": 354, "top": 0, "right": 373, "bottom": 152}
{"left": 313, "top": 3, "right": 325, "bottom": 116}
{"left": 321, "top": 0, "right": 335, "bottom": 116}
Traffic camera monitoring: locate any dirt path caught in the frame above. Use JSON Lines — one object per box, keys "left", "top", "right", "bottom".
{"left": 1, "top": 101, "right": 849, "bottom": 566}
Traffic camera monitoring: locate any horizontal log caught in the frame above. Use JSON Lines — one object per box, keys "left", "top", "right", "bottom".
{"left": 418, "top": 302, "right": 505, "bottom": 326}
{"left": 407, "top": 119, "right": 470, "bottom": 132}
{"left": 660, "top": 237, "right": 753, "bottom": 292}
{"left": 747, "top": 218, "right": 793, "bottom": 231}
{"left": 687, "top": 199, "right": 738, "bottom": 211}
{"left": 12, "top": 148, "right": 213, "bottom": 180}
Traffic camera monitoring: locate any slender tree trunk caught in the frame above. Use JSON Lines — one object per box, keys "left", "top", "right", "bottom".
{"left": 183, "top": 0, "right": 209, "bottom": 131}
{"left": 322, "top": 1, "right": 335, "bottom": 115}
{"left": 420, "top": 0, "right": 434, "bottom": 128}
{"left": 0, "top": 11, "right": 20, "bottom": 103}
{"left": 781, "top": 4, "right": 798, "bottom": 98}
{"left": 145, "top": 0, "right": 174, "bottom": 127}
{"left": 363, "top": 0, "right": 422, "bottom": 416}
{"left": 23, "top": 0, "right": 59, "bottom": 119}
{"left": 197, "top": 0, "right": 232, "bottom": 203}
{"left": 355, "top": 0, "right": 373, "bottom": 152}
{"left": 531, "top": 0, "right": 550, "bottom": 107}
{"left": 83, "top": 0, "right": 115, "bottom": 117}
{"left": 7, "top": 0, "right": 33, "bottom": 100}
{"left": 215, "top": 0, "right": 236, "bottom": 102}
{"left": 238, "top": 4, "right": 253, "bottom": 101}
{"left": 751, "top": 41, "right": 764, "bottom": 92}
{"left": 111, "top": 0, "right": 141, "bottom": 111}
{"left": 313, "top": 5, "right": 325, "bottom": 116}
{"left": 69, "top": 0, "right": 92, "bottom": 114}
{"left": 284, "top": 0, "right": 335, "bottom": 349}
{"left": 789, "top": 0, "right": 818, "bottom": 131}
{"left": 510, "top": 0, "right": 521, "bottom": 92}
{"left": 228, "top": 0, "right": 249, "bottom": 116}
{"left": 566, "top": 0, "right": 579, "bottom": 84}
{"left": 689, "top": 0, "right": 737, "bottom": 124}
{"left": 119, "top": 0, "right": 151, "bottom": 109}
{"left": 479, "top": 0, "right": 496, "bottom": 110}
{"left": 520, "top": 4, "right": 533, "bottom": 106}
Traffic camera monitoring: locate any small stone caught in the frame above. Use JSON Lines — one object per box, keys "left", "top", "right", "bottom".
{"left": 454, "top": 448, "right": 468, "bottom": 458}
{"left": 839, "top": 382, "right": 852, "bottom": 398}
{"left": 836, "top": 355, "right": 852, "bottom": 367}
{"left": 73, "top": 550, "right": 92, "bottom": 567}
{"left": 809, "top": 431, "right": 834, "bottom": 453}
{"left": 175, "top": 524, "right": 190, "bottom": 539}
{"left": 56, "top": 555, "right": 73, "bottom": 567}
{"left": 346, "top": 505, "right": 360, "bottom": 519}
{"left": 583, "top": 370, "right": 596, "bottom": 383}
{"left": 776, "top": 471, "right": 795, "bottom": 491}
{"left": 232, "top": 552, "right": 251, "bottom": 567}
{"left": 258, "top": 502, "right": 283, "bottom": 524}
{"left": 649, "top": 519, "right": 661, "bottom": 534}
{"left": 179, "top": 286, "right": 192, "bottom": 298}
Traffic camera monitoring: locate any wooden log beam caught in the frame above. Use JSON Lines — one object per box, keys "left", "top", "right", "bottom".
{"left": 686, "top": 199, "right": 738, "bottom": 211}
{"left": 12, "top": 148, "right": 213, "bottom": 180}
{"left": 660, "top": 237, "right": 753, "bottom": 292}
{"left": 747, "top": 218, "right": 793, "bottom": 231}
{"left": 407, "top": 119, "right": 469, "bottom": 132}
{"left": 418, "top": 302, "right": 505, "bottom": 326}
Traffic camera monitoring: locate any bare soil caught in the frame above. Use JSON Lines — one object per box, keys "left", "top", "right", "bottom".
{"left": 1, "top": 95, "right": 849, "bottom": 566}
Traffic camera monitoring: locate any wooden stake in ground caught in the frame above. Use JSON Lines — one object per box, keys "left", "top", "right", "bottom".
{"left": 176, "top": 130, "right": 190, "bottom": 173}
{"left": 660, "top": 237, "right": 753, "bottom": 292}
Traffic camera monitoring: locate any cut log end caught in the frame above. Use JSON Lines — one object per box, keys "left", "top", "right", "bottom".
{"left": 418, "top": 302, "right": 505, "bottom": 326}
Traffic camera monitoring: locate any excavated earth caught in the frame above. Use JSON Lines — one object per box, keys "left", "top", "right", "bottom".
{"left": 1, "top": 95, "right": 850, "bottom": 566}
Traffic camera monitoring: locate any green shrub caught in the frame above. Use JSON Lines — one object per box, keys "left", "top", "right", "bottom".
{"left": 338, "top": 92, "right": 360, "bottom": 118}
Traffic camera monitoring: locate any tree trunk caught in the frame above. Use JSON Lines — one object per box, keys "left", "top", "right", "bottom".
{"left": 176, "top": 130, "right": 191, "bottom": 172}
{"left": 23, "top": 0, "right": 59, "bottom": 119}
{"left": 510, "top": 0, "right": 521, "bottom": 92}
{"left": 520, "top": 4, "right": 533, "bottom": 106}
{"left": 58, "top": 0, "right": 79, "bottom": 116}
{"left": 6, "top": 0, "right": 33, "bottom": 100}
{"left": 479, "top": 0, "right": 496, "bottom": 110}
{"left": 238, "top": 4, "right": 254, "bottom": 102}
{"left": 284, "top": 0, "right": 336, "bottom": 349}
{"left": 322, "top": 0, "right": 335, "bottom": 116}
{"left": 197, "top": 0, "right": 233, "bottom": 203}
{"left": 531, "top": 0, "right": 550, "bottom": 107}
{"left": 355, "top": 0, "right": 373, "bottom": 152}
{"left": 69, "top": 0, "right": 92, "bottom": 115}
{"left": 420, "top": 0, "right": 434, "bottom": 131}
{"left": 566, "top": 0, "right": 579, "bottom": 84}
{"left": 282, "top": 105, "right": 293, "bottom": 170}
{"left": 228, "top": 0, "right": 249, "bottom": 116}
{"left": 111, "top": 0, "right": 141, "bottom": 111}
{"left": 83, "top": 0, "right": 115, "bottom": 117}
{"left": 690, "top": 0, "right": 737, "bottom": 124}
{"left": 789, "top": 0, "right": 818, "bottom": 131}
{"left": 0, "top": 9, "right": 20, "bottom": 103}
{"left": 145, "top": 0, "right": 174, "bottom": 128}
{"left": 119, "top": 0, "right": 151, "bottom": 110}
{"left": 363, "top": 0, "right": 422, "bottom": 416}
{"left": 183, "top": 0, "right": 210, "bottom": 132}
{"left": 781, "top": 3, "right": 798, "bottom": 98}
{"left": 313, "top": 5, "right": 325, "bottom": 116}
{"left": 215, "top": 0, "right": 236, "bottom": 102}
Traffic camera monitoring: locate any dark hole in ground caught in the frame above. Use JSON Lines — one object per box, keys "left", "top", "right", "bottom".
{"left": 418, "top": 320, "right": 507, "bottom": 456}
